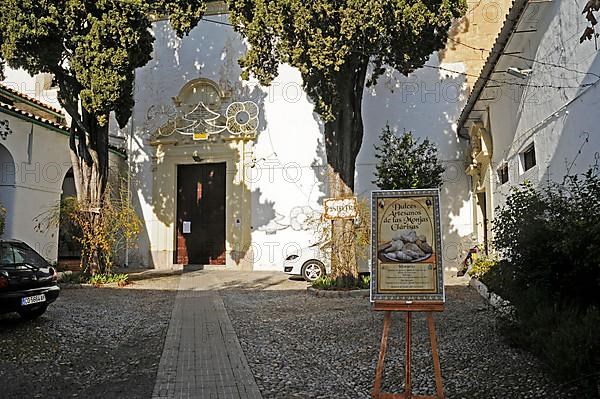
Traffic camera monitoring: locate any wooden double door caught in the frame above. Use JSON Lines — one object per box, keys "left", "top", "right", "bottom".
{"left": 175, "top": 163, "right": 226, "bottom": 265}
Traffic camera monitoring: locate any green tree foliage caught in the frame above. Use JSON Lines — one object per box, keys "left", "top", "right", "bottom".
{"left": 492, "top": 170, "right": 600, "bottom": 308}
{"left": 228, "top": 0, "right": 465, "bottom": 277}
{"left": 488, "top": 169, "right": 600, "bottom": 394}
{"left": 0, "top": 0, "right": 205, "bottom": 271}
{"left": 373, "top": 125, "right": 445, "bottom": 190}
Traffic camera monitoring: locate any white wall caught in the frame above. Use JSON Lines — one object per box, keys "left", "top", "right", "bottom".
{"left": 2, "top": 67, "right": 61, "bottom": 110}
{"left": 488, "top": 0, "right": 600, "bottom": 208}
{"left": 359, "top": 57, "right": 473, "bottom": 269}
{"left": 121, "top": 14, "right": 475, "bottom": 270}
{"left": 0, "top": 113, "right": 72, "bottom": 261}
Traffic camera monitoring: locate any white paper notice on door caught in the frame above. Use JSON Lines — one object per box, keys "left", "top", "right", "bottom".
{"left": 183, "top": 221, "right": 191, "bottom": 234}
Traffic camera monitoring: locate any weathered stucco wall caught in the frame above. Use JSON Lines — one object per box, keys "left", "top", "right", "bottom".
{"left": 1, "top": 2, "right": 512, "bottom": 270}
{"left": 0, "top": 112, "right": 72, "bottom": 261}
{"left": 485, "top": 0, "right": 600, "bottom": 207}
{"left": 120, "top": 5, "right": 510, "bottom": 270}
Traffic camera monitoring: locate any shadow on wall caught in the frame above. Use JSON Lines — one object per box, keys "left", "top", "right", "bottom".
{"left": 128, "top": 20, "right": 282, "bottom": 268}
{"left": 357, "top": 57, "right": 473, "bottom": 269}
{"left": 540, "top": 48, "right": 600, "bottom": 185}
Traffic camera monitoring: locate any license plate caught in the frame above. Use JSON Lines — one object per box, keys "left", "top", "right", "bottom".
{"left": 21, "top": 294, "right": 46, "bottom": 306}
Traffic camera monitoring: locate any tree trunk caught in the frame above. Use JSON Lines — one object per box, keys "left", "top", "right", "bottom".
{"left": 324, "top": 59, "right": 368, "bottom": 279}
{"left": 55, "top": 71, "right": 110, "bottom": 275}
{"left": 67, "top": 108, "right": 110, "bottom": 274}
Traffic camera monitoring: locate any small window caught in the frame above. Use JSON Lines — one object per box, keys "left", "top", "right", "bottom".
{"left": 497, "top": 163, "right": 509, "bottom": 184}
{"left": 522, "top": 144, "right": 536, "bottom": 172}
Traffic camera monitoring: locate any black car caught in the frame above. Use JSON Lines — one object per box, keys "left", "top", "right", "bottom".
{"left": 0, "top": 240, "right": 60, "bottom": 320}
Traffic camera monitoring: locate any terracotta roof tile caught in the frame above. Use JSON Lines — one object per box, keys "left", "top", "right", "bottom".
{"left": 0, "top": 101, "right": 69, "bottom": 132}
{"left": 0, "top": 82, "right": 64, "bottom": 116}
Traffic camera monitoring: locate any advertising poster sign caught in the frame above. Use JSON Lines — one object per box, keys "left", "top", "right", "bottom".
{"left": 371, "top": 189, "right": 444, "bottom": 303}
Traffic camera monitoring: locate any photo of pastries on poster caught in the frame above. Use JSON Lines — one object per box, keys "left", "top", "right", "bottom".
{"left": 377, "top": 196, "right": 436, "bottom": 264}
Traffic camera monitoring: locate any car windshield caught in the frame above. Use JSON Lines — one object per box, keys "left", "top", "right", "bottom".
{"left": 13, "top": 243, "right": 48, "bottom": 269}
{"left": 0, "top": 243, "right": 14, "bottom": 266}
{"left": 0, "top": 242, "right": 48, "bottom": 269}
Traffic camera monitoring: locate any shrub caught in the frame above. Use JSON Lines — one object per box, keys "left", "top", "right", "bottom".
{"left": 87, "top": 273, "right": 129, "bottom": 287}
{"left": 307, "top": 197, "right": 371, "bottom": 279}
{"left": 491, "top": 168, "right": 600, "bottom": 395}
{"left": 467, "top": 253, "right": 499, "bottom": 279}
{"left": 501, "top": 301, "right": 600, "bottom": 395}
{"left": 373, "top": 125, "right": 445, "bottom": 190}
{"left": 35, "top": 179, "right": 141, "bottom": 276}
{"left": 493, "top": 170, "right": 600, "bottom": 308}
{"left": 311, "top": 274, "right": 370, "bottom": 290}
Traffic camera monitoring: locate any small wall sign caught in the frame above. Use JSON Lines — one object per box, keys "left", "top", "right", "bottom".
{"left": 323, "top": 197, "right": 359, "bottom": 220}
{"left": 370, "top": 189, "right": 444, "bottom": 303}
{"left": 193, "top": 132, "right": 209, "bottom": 140}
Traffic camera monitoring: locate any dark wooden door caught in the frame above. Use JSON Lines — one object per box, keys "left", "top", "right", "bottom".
{"left": 175, "top": 163, "right": 226, "bottom": 265}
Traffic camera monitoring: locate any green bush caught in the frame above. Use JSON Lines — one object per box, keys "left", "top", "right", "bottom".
{"left": 87, "top": 273, "right": 129, "bottom": 286}
{"left": 490, "top": 169, "right": 600, "bottom": 395}
{"left": 467, "top": 254, "right": 498, "bottom": 279}
{"left": 493, "top": 170, "right": 600, "bottom": 308}
{"left": 311, "top": 274, "right": 370, "bottom": 290}
{"left": 58, "top": 271, "right": 81, "bottom": 284}
{"left": 373, "top": 125, "right": 445, "bottom": 190}
{"left": 501, "top": 301, "right": 600, "bottom": 394}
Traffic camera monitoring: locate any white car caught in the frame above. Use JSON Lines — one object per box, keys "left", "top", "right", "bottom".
{"left": 283, "top": 244, "right": 330, "bottom": 282}
{"left": 283, "top": 244, "right": 370, "bottom": 282}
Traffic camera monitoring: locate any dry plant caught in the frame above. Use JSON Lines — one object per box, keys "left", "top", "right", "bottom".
{"left": 307, "top": 197, "right": 371, "bottom": 279}
{"left": 35, "top": 178, "right": 141, "bottom": 275}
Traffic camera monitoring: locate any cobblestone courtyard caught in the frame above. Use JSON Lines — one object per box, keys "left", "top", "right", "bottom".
{"left": 0, "top": 271, "right": 584, "bottom": 398}
{"left": 222, "top": 276, "right": 582, "bottom": 399}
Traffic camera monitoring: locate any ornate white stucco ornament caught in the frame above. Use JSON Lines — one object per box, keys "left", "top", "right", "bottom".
{"left": 225, "top": 101, "right": 259, "bottom": 135}
{"left": 156, "top": 100, "right": 260, "bottom": 140}
{"left": 0, "top": 120, "right": 12, "bottom": 140}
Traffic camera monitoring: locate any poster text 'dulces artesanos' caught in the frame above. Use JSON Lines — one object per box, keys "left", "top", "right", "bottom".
{"left": 370, "top": 189, "right": 444, "bottom": 303}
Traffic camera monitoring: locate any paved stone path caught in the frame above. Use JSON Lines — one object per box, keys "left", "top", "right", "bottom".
{"left": 152, "top": 270, "right": 263, "bottom": 399}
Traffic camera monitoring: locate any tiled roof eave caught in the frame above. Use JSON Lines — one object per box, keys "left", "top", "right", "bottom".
{"left": 0, "top": 83, "right": 65, "bottom": 118}
{"left": 0, "top": 102, "right": 126, "bottom": 159}
{"left": 456, "top": 0, "right": 530, "bottom": 139}
{"left": 0, "top": 101, "right": 69, "bottom": 134}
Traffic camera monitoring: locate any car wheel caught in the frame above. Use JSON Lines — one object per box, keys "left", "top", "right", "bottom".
{"left": 18, "top": 305, "right": 48, "bottom": 320}
{"left": 302, "top": 260, "right": 325, "bottom": 282}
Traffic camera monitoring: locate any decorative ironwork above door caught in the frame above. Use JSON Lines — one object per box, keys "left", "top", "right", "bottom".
{"left": 156, "top": 78, "right": 259, "bottom": 140}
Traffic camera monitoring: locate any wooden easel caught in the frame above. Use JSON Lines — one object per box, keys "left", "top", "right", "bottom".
{"left": 371, "top": 301, "right": 445, "bottom": 399}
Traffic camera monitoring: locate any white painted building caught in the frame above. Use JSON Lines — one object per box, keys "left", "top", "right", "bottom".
{"left": 0, "top": 78, "right": 126, "bottom": 263}
{"left": 2, "top": 0, "right": 518, "bottom": 270}
{"left": 116, "top": 1, "right": 513, "bottom": 271}
{"left": 458, "top": 0, "right": 600, "bottom": 252}
{"left": 0, "top": 83, "right": 71, "bottom": 260}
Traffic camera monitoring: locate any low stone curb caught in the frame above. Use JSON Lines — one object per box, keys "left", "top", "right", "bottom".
{"left": 307, "top": 286, "right": 370, "bottom": 298}
{"left": 469, "top": 277, "right": 515, "bottom": 318}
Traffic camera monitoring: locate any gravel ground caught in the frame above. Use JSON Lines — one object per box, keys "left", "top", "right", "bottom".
{"left": 0, "top": 275, "right": 179, "bottom": 399}
{"left": 222, "top": 280, "right": 584, "bottom": 399}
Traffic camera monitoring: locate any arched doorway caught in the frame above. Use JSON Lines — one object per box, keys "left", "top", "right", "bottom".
{"left": 0, "top": 144, "right": 16, "bottom": 237}
{"left": 57, "top": 168, "right": 81, "bottom": 269}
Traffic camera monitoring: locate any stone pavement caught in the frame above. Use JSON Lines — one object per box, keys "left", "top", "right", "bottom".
{"left": 151, "top": 270, "right": 264, "bottom": 399}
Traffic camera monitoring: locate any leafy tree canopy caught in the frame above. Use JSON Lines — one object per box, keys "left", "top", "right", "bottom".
{"left": 0, "top": 0, "right": 205, "bottom": 127}
{"left": 228, "top": 0, "right": 466, "bottom": 121}
{"left": 229, "top": 0, "right": 465, "bottom": 278}
{"left": 373, "top": 125, "right": 445, "bottom": 189}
